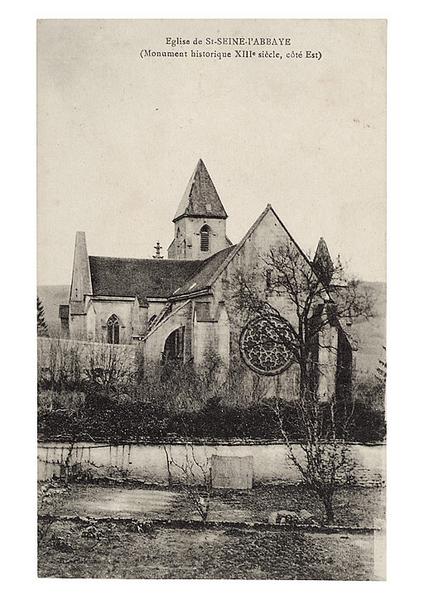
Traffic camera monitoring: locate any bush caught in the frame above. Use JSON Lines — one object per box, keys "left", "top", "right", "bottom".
{"left": 38, "top": 387, "right": 385, "bottom": 443}
{"left": 38, "top": 345, "right": 386, "bottom": 443}
{"left": 350, "top": 372, "right": 386, "bottom": 442}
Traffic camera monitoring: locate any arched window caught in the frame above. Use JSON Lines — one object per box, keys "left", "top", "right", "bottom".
{"left": 107, "top": 314, "right": 120, "bottom": 344}
{"left": 200, "top": 225, "right": 210, "bottom": 252}
{"left": 162, "top": 327, "right": 185, "bottom": 363}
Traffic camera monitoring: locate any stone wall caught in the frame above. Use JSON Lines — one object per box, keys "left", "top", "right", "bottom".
{"left": 209, "top": 207, "right": 339, "bottom": 400}
{"left": 193, "top": 320, "right": 215, "bottom": 367}
{"left": 37, "top": 337, "right": 139, "bottom": 374}
{"left": 88, "top": 298, "right": 146, "bottom": 344}
{"left": 37, "top": 441, "right": 386, "bottom": 486}
{"left": 170, "top": 216, "right": 230, "bottom": 260}
{"left": 143, "top": 301, "right": 191, "bottom": 367}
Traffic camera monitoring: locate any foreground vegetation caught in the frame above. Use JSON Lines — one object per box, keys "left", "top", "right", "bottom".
{"left": 38, "top": 335, "right": 385, "bottom": 524}
{"left": 38, "top": 519, "right": 380, "bottom": 580}
{"left": 38, "top": 359, "right": 386, "bottom": 443}
{"left": 38, "top": 479, "right": 385, "bottom": 579}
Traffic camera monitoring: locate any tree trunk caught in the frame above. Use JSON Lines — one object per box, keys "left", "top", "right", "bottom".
{"left": 323, "top": 496, "right": 335, "bottom": 524}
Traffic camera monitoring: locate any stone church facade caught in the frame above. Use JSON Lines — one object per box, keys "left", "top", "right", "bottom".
{"left": 59, "top": 159, "right": 352, "bottom": 402}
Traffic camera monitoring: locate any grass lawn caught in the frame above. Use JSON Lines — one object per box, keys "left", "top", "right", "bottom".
{"left": 38, "top": 519, "right": 382, "bottom": 580}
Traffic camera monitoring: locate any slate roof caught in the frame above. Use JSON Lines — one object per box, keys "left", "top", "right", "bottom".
{"left": 172, "top": 245, "right": 235, "bottom": 297}
{"left": 172, "top": 205, "right": 333, "bottom": 300}
{"left": 88, "top": 256, "right": 203, "bottom": 304}
{"left": 174, "top": 159, "right": 228, "bottom": 222}
{"left": 73, "top": 205, "right": 336, "bottom": 314}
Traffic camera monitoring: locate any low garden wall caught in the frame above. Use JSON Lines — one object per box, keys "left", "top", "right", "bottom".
{"left": 37, "top": 337, "right": 140, "bottom": 372}
{"left": 37, "top": 441, "right": 385, "bottom": 486}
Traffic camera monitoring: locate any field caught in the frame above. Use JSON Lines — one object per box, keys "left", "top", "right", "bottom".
{"left": 38, "top": 482, "right": 385, "bottom": 580}
{"left": 39, "top": 482, "right": 385, "bottom": 527}
{"left": 38, "top": 520, "right": 382, "bottom": 580}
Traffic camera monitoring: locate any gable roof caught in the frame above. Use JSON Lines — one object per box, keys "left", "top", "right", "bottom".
{"left": 88, "top": 256, "right": 203, "bottom": 305}
{"left": 173, "top": 159, "right": 228, "bottom": 222}
{"left": 208, "top": 203, "right": 322, "bottom": 290}
{"left": 172, "top": 204, "right": 327, "bottom": 301}
{"left": 171, "top": 245, "right": 235, "bottom": 297}
{"left": 87, "top": 205, "right": 330, "bottom": 306}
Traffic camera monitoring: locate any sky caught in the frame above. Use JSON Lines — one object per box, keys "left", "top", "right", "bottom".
{"left": 37, "top": 19, "right": 386, "bottom": 285}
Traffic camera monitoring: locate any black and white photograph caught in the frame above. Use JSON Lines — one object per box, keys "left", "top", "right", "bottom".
{"left": 36, "top": 19, "right": 386, "bottom": 580}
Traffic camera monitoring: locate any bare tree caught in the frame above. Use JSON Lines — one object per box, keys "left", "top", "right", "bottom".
{"left": 164, "top": 444, "right": 212, "bottom": 522}
{"left": 38, "top": 338, "right": 84, "bottom": 392}
{"left": 38, "top": 337, "right": 135, "bottom": 393}
{"left": 376, "top": 346, "right": 387, "bottom": 385}
{"left": 85, "top": 342, "right": 133, "bottom": 393}
{"left": 231, "top": 241, "right": 373, "bottom": 522}
{"left": 270, "top": 397, "right": 355, "bottom": 523}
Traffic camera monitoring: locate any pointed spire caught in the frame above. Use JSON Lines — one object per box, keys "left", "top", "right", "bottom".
{"left": 69, "top": 231, "right": 92, "bottom": 314}
{"left": 173, "top": 159, "right": 228, "bottom": 222}
{"left": 313, "top": 237, "right": 334, "bottom": 287}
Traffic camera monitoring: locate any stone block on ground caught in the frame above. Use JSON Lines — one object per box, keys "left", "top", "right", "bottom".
{"left": 277, "top": 510, "right": 300, "bottom": 525}
{"left": 299, "top": 509, "right": 315, "bottom": 523}
{"left": 211, "top": 455, "right": 253, "bottom": 490}
{"left": 268, "top": 511, "right": 279, "bottom": 525}
{"left": 268, "top": 509, "right": 301, "bottom": 525}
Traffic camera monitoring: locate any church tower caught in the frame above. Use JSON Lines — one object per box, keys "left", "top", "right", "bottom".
{"left": 168, "top": 159, "right": 232, "bottom": 260}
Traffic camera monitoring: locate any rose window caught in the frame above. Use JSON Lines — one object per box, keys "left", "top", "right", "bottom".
{"left": 239, "top": 313, "right": 295, "bottom": 376}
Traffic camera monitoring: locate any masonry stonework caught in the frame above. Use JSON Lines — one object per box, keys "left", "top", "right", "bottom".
{"left": 59, "top": 159, "right": 352, "bottom": 404}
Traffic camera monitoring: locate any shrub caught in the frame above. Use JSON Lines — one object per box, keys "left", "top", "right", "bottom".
{"left": 38, "top": 342, "right": 385, "bottom": 443}
{"left": 38, "top": 388, "right": 385, "bottom": 442}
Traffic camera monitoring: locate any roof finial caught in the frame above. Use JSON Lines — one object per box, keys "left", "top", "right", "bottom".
{"left": 313, "top": 237, "right": 334, "bottom": 286}
{"left": 153, "top": 241, "right": 163, "bottom": 259}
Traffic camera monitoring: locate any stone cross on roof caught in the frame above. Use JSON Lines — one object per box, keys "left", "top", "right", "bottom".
{"left": 153, "top": 241, "right": 163, "bottom": 259}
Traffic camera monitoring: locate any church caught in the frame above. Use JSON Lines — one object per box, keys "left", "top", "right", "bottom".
{"left": 59, "top": 159, "right": 352, "bottom": 401}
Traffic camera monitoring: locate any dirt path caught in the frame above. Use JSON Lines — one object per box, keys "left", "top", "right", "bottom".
{"left": 43, "top": 486, "right": 182, "bottom": 519}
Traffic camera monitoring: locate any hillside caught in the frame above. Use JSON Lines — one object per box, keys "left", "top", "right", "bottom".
{"left": 36, "top": 281, "right": 386, "bottom": 377}
{"left": 37, "top": 285, "right": 69, "bottom": 338}
{"left": 349, "top": 281, "right": 386, "bottom": 376}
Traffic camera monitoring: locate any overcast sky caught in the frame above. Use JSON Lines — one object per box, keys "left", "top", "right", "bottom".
{"left": 37, "top": 19, "right": 386, "bottom": 285}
